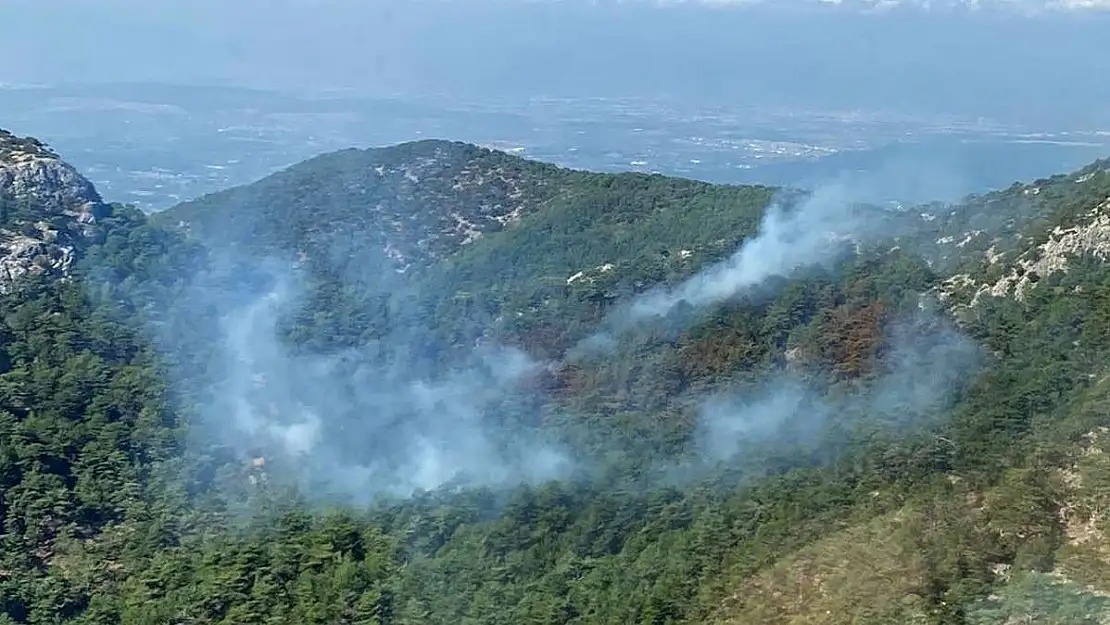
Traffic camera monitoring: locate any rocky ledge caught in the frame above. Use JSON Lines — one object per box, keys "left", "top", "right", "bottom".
{"left": 0, "top": 129, "right": 109, "bottom": 292}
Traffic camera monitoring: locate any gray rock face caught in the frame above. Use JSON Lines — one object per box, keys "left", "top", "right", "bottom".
{"left": 0, "top": 129, "right": 107, "bottom": 292}
{"left": 0, "top": 233, "right": 74, "bottom": 291}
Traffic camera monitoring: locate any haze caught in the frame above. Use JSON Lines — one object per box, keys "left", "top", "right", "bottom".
{"left": 3, "top": 0, "right": 1110, "bottom": 126}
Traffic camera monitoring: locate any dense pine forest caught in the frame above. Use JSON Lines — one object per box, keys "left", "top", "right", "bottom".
{"left": 3, "top": 128, "right": 1110, "bottom": 624}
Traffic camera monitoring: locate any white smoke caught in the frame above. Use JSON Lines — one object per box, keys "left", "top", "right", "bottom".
{"left": 627, "top": 181, "right": 890, "bottom": 322}
{"left": 696, "top": 315, "right": 982, "bottom": 463}
{"left": 175, "top": 255, "right": 573, "bottom": 502}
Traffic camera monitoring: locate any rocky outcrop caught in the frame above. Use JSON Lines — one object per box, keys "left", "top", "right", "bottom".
{"left": 936, "top": 195, "right": 1110, "bottom": 309}
{"left": 0, "top": 231, "right": 75, "bottom": 290}
{"left": 984, "top": 200, "right": 1110, "bottom": 302}
{"left": 0, "top": 129, "right": 108, "bottom": 292}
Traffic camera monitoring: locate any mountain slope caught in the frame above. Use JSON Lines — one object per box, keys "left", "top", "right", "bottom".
{"left": 158, "top": 138, "right": 777, "bottom": 291}
{"left": 5, "top": 130, "right": 1110, "bottom": 624}
{"left": 0, "top": 131, "right": 191, "bottom": 624}
{"left": 156, "top": 140, "right": 1110, "bottom": 623}
{"left": 157, "top": 140, "right": 778, "bottom": 364}
{"left": 160, "top": 140, "right": 571, "bottom": 272}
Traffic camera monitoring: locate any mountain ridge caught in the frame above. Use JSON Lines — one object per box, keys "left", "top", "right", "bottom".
{"left": 160, "top": 139, "right": 571, "bottom": 273}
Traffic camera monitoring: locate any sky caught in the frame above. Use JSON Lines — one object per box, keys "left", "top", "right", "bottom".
{"left": 3, "top": 0, "right": 1110, "bottom": 124}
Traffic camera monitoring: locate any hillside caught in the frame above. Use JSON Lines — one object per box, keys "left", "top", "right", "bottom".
{"left": 159, "top": 140, "right": 570, "bottom": 272}
{"left": 4, "top": 130, "right": 1110, "bottom": 623}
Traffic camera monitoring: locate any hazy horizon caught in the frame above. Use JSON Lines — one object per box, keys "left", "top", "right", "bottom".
{"left": 3, "top": 1, "right": 1110, "bottom": 126}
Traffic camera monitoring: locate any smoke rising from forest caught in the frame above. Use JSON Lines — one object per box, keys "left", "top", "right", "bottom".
{"left": 151, "top": 251, "right": 574, "bottom": 503}
{"left": 627, "top": 185, "right": 879, "bottom": 322}
{"left": 134, "top": 160, "right": 991, "bottom": 505}
{"left": 695, "top": 315, "right": 983, "bottom": 465}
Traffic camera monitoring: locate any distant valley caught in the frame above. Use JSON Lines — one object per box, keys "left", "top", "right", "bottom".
{"left": 4, "top": 82, "right": 1107, "bottom": 210}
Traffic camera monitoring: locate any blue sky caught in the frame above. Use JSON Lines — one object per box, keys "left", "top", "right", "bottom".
{"left": 3, "top": 0, "right": 1109, "bottom": 125}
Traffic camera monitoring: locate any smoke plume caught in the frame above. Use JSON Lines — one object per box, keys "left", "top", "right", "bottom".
{"left": 126, "top": 158, "right": 989, "bottom": 506}
{"left": 625, "top": 181, "right": 901, "bottom": 323}
{"left": 696, "top": 314, "right": 983, "bottom": 465}
{"left": 157, "top": 251, "right": 572, "bottom": 503}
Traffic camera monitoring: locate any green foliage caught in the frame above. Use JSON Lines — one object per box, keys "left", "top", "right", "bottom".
{"left": 3, "top": 141, "right": 1110, "bottom": 624}
{"left": 966, "top": 571, "right": 1110, "bottom": 625}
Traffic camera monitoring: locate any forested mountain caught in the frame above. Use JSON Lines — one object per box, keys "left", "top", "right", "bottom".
{"left": 3, "top": 127, "right": 1110, "bottom": 624}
